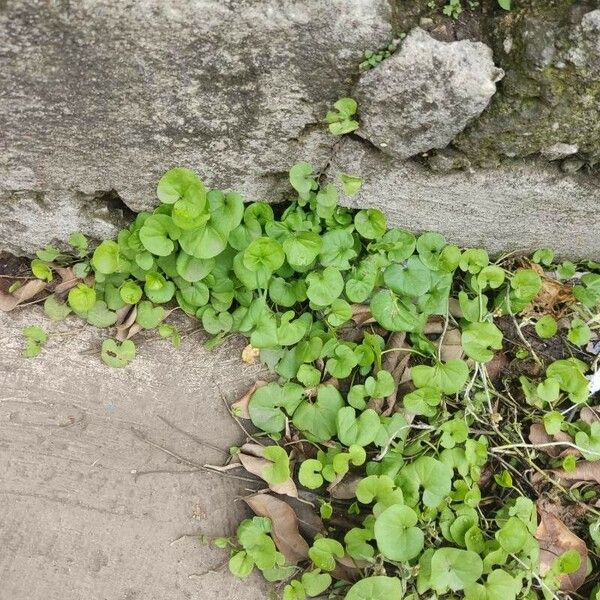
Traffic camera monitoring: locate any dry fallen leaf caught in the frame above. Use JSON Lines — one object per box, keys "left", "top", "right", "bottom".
{"left": 230, "top": 381, "right": 267, "bottom": 420}
{"left": 438, "top": 328, "right": 463, "bottom": 362}
{"left": 536, "top": 506, "right": 588, "bottom": 592}
{"left": 52, "top": 266, "right": 80, "bottom": 295}
{"left": 424, "top": 317, "right": 444, "bottom": 335}
{"left": 528, "top": 423, "right": 578, "bottom": 458}
{"left": 524, "top": 263, "right": 576, "bottom": 318}
{"left": 244, "top": 493, "right": 309, "bottom": 564}
{"left": 114, "top": 305, "right": 140, "bottom": 341}
{"left": 241, "top": 344, "right": 260, "bottom": 365}
{"left": 351, "top": 304, "right": 374, "bottom": 326}
{"left": 382, "top": 332, "right": 406, "bottom": 373}
{"left": 484, "top": 351, "right": 509, "bottom": 381}
{"left": 328, "top": 472, "right": 361, "bottom": 500}
{"left": 580, "top": 406, "right": 600, "bottom": 425}
{"left": 0, "top": 279, "right": 47, "bottom": 311}
{"left": 238, "top": 443, "right": 298, "bottom": 498}
{"left": 448, "top": 297, "right": 463, "bottom": 318}
{"left": 550, "top": 462, "right": 600, "bottom": 486}
{"left": 115, "top": 304, "right": 136, "bottom": 326}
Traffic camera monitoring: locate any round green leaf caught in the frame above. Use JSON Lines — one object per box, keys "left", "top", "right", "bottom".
{"left": 139, "top": 215, "right": 179, "bottom": 256}
{"left": 305, "top": 267, "right": 344, "bottom": 307}
{"left": 91, "top": 240, "right": 121, "bottom": 274}
{"left": 289, "top": 162, "right": 315, "bottom": 201}
{"left": 178, "top": 222, "right": 228, "bottom": 259}
{"left": 411, "top": 359, "right": 469, "bottom": 395}
{"left": 101, "top": 339, "right": 136, "bottom": 368}
{"left": 354, "top": 209, "right": 386, "bottom": 240}
{"left": 292, "top": 385, "right": 344, "bottom": 442}
{"left": 384, "top": 256, "right": 431, "bottom": 297}
{"left": 429, "top": 548, "right": 483, "bottom": 593}
{"left": 144, "top": 272, "right": 175, "bottom": 304}
{"left": 136, "top": 301, "right": 165, "bottom": 329}
{"left": 461, "top": 322, "right": 503, "bottom": 363}
{"left": 416, "top": 232, "right": 446, "bottom": 270}
{"left": 283, "top": 232, "right": 322, "bottom": 268}
{"left": 345, "top": 576, "right": 403, "bottom": 600}
{"left": 86, "top": 300, "right": 118, "bottom": 328}
{"left": 370, "top": 290, "right": 425, "bottom": 333}
{"left": 567, "top": 318, "right": 591, "bottom": 346}
{"left": 301, "top": 569, "right": 331, "bottom": 597}
{"left": 67, "top": 283, "right": 96, "bottom": 313}
{"left": 119, "top": 281, "right": 143, "bottom": 305}
{"left": 156, "top": 167, "right": 206, "bottom": 206}
{"left": 249, "top": 382, "right": 305, "bottom": 434}
{"left": 374, "top": 504, "right": 424, "bottom": 562}
{"left": 44, "top": 295, "right": 72, "bottom": 321}
{"left": 243, "top": 237, "right": 285, "bottom": 274}
{"left": 31, "top": 259, "right": 53, "bottom": 282}
{"left": 228, "top": 550, "right": 254, "bottom": 578}
{"left": 535, "top": 315, "right": 557, "bottom": 339}
{"left": 298, "top": 459, "right": 324, "bottom": 489}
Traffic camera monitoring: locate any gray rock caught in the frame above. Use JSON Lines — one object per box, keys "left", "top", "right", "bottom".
{"left": 427, "top": 148, "right": 471, "bottom": 173}
{"left": 541, "top": 143, "right": 579, "bottom": 161}
{"left": 353, "top": 28, "right": 503, "bottom": 159}
{"left": 0, "top": 0, "right": 391, "bottom": 250}
{"left": 561, "top": 158, "right": 586, "bottom": 174}
{"left": 0, "top": 190, "right": 132, "bottom": 255}
{"left": 330, "top": 138, "right": 600, "bottom": 259}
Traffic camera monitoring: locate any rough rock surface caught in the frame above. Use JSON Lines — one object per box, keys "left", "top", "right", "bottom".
{"left": 331, "top": 138, "right": 600, "bottom": 259}
{"left": 455, "top": 5, "right": 600, "bottom": 164}
{"left": 353, "top": 28, "right": 503, "bottom": 158}
{"left": 0, "top": 307, "right": 271, "bottom": 600}
{"left": 0, "top": 190, "right": 133, "bottom": 255}
{"left": 0, "top": 0, "right": 392, "bottom": 251}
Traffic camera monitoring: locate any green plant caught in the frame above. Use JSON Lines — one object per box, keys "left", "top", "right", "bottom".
{"left": 325, "top": 98, "right": 359, "bottom": 135}
{"left": 443, "top": 0, "right": 509, "bottom": 18}
{"left": 14, "top": 162, "right": 600, "bottom": 600}
{"left": 359, "top": 40, "right": 398, "bottom": 71}
{"left": 443, "top": 0, "right": 462, "bottom": 18}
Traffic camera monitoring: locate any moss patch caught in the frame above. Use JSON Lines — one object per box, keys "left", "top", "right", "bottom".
{"left": 454, "top": 0, "right": 600, "bottom": 164}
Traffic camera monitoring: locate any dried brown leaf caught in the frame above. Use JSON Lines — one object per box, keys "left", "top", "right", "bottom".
{"left": 438, "top": 328, "right": 463, "bottom": 362}
{"left": 580, "top": 406, "right": 600, "bottom": 425}
{"left": 0, "top": 279, "right": 47, "bottom": 311}
{"left": 115, "top": 304, "right": 136, "bottom": 327}
{"left": 424, "top": 318, "right": 444, "bottom": 335}
{"left": 382, "top": 332, "right": 406, "bottom": 373}
{"left": 448, "top": 298, "right": 463, "bottom": 318}
{"left": 536, "top": 506, "right": 588, "bottom": 592}
{"left": 230, "top": 381, "right": 267, "bottom": 420}
{"left": 550, "top": 462, "right": 600, "bottom": 486}
{"left": 524, "top": 263, "right": 576, "bottom": 318}
{"left": 244, "top": 493, "right": 309, "bottom": 564}
{"left": 238, "top": 444, "right": 298, "bottom": 498}
{"left": 528, "top": 423, "right": 578, "bottom": 458}
{"left": 328, "top": 472, "right": 361, "bottom": 500}
{"left": 350, "top": 304, "right": 374, "bottom": 326}
{"left": 484, "top": 351, "right": 509, "bottom": 381}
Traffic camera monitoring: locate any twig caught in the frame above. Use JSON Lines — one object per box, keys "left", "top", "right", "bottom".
{"left": 130, "top": 427, "right": 260, "bottom": 484}
{"left": 157, "top": 414, "right": 226, "bottom": 454}
{"left": 217, "top": 385, "right": 264, "bottom": 446}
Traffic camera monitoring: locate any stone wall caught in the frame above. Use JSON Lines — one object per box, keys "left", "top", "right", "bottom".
{"left": 1, "top": 0, "right": 599, "bottom": 257}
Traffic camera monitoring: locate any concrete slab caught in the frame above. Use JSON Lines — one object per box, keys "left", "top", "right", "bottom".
{"left": 0, "top": 308, "right": 270, "bottom": 600}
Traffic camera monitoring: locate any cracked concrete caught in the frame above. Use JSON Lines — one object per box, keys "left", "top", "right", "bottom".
{"left": 0, "top": 308, "right": 272, "bottom": 600}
